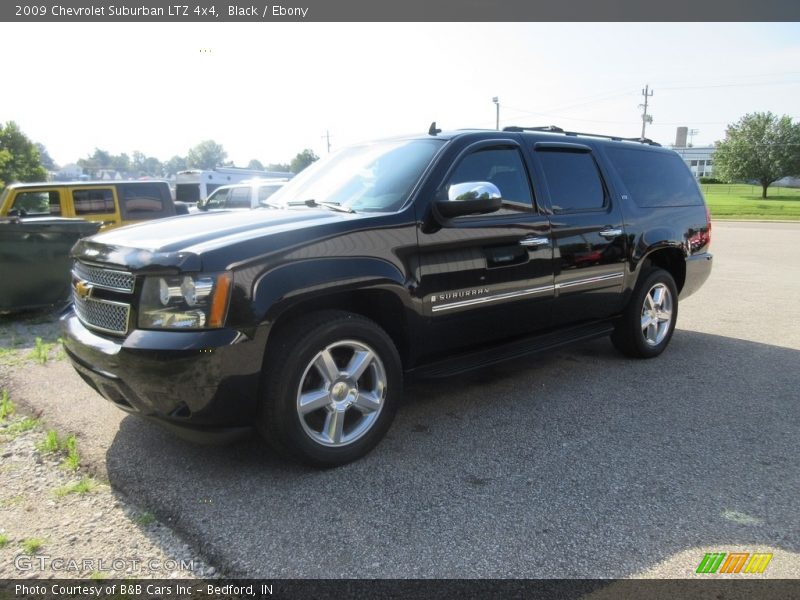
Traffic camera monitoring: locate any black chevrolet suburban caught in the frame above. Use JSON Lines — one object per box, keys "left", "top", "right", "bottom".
{"left": 62, "top": 126, "right": 713, "bottom": 466}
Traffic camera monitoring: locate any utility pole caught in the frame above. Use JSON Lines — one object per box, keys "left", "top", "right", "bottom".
{"left": 321, "top": 130, "right": 332, "bottom": 153}
{"left": 688, "top": 128, "right": 699, "bottom": 147}
{"left": 639, "top": 85, "right": 654, "bottom": 139}
{"left": 492, "top": 97, "right": 500, "bottom": 130}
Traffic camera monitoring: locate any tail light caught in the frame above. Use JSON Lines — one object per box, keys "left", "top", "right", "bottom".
{"left": 705, "top": 204, "right": 712, "bottom": 250}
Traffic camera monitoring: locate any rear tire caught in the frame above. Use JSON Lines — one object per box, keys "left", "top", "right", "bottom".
{"left": 258, "top": 310, "right": 402, "bottom": 467}
{"left": 611, "top": 268, "right": 678, "bottom": 358}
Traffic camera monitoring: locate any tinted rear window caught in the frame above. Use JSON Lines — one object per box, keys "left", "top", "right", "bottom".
{"left": 176, "top": 184, "right": 200, "bottom": 203}
{"left": 605, "top": 147, "right": 704, "bottom": 207}
{"left": 118, "top": 183, "right": 172, "bottom": 220}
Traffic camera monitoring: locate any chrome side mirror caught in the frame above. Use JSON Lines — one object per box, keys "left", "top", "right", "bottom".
{"left": 436, "top": 181, "right": 502, "bottom": 219}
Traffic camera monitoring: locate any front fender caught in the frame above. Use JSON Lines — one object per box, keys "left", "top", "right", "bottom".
{"left": 251, "top": 257, "right": 408, "bottom": 324}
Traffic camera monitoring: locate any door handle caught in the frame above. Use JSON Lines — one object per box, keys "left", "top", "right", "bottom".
{"left": 519, "top": 237, "right": 550, "bottom": 248}
{"left": 599, "top": 228, "right": 623, "bottom": 239}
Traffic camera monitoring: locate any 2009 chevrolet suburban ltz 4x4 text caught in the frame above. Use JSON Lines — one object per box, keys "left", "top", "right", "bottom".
{"left": 62, "top": 126, "right": 713, "bottom": 466}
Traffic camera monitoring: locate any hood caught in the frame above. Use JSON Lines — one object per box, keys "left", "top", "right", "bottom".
{"left": 71, "top": 208, "right": 357, "bottom": 272}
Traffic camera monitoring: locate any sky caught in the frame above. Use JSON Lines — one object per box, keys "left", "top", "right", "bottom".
{"left": 3, "top": 22, "right": 799, "bottom": 168}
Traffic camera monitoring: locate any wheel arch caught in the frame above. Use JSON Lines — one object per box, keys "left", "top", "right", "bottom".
{"left": 264, "top": 287, "right": 412, "bottom": 368}
{"left": 252, "top": 257, "right": 414, "bottom": 369}
{"left": 639, "top": 246, "right": 686, "bottom": 293}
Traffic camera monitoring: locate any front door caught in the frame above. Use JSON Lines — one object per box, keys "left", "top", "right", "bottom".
{"left": 416, "top": 140, "right": 555, "bottom": 360}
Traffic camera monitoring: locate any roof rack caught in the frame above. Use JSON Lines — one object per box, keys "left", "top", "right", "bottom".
{"left": 502, "top": 125, "right": 661, "bottom": 147}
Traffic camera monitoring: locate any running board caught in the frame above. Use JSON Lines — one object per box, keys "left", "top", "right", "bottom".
{"left": 407, "top": 320, "right": 616, "bottom": 380}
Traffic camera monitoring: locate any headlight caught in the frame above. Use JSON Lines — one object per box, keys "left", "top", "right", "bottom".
{"left": 139, "top": 272, "right": 232, "bottom": 330}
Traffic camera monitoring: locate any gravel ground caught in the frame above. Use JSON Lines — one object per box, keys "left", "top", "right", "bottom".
{"left": 0, "top": 313, "right": 217, "bottom": 580}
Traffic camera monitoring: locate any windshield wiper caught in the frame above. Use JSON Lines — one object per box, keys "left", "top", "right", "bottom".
{"left": 287, "top": 199, "right": 355, "bottom": 213}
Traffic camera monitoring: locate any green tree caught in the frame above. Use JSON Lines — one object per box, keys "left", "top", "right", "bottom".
{"left": 35, "top": 143, "right": 57, "bottom": 171}
{"left": 289, "top": 149, "right": 319, "bottom": 174}
{"left": 186, "top": 140, "right": 227, "bottom": 169}
{"left": 130, "top": 151, "right": 162, "bottom": 177}
{"left": 247, "top": 159, "right": 265, "bottom": 170}
{"left": 0, "top": 121, "right": 47, "bottom": 188}
{"left": 164, "top": 155, "right": 187, "bottom": 176}
{"left": 0, "top": 148, "right": 11, "bottom": 189}
{"left": 111, "top": 152, "right": 131, "bottom": 173}
{"left": 131, "top": 151, "right": 145, "bottom": 169}
{"left": 714, "top": 112, "right": 800, "bottom": 199}
{"left": 77, "top": 148, "right": 113, "bottom": 178}
{"left": 142, "top": 156, "right": 163, "bottom": 177}
{"left": 266, "top": 162, "right": 291, "bottom": 173}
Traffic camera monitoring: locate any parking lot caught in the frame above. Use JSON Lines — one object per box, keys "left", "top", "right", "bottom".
{"left": 3, "top": 221, "right": 799, "bottom": 578}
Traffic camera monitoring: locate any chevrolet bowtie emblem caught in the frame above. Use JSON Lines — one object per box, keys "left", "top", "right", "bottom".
{"left": 74, "top": 280, "right": 93, "bottom": 299}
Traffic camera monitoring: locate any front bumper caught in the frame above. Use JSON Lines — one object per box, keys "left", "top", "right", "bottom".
{"left": 62, "top": 310, "right": 266, "bottom": 441}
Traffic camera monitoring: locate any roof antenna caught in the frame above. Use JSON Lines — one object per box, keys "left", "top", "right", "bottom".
{"left": 428, "top": 121, "right": 441, "bottom": 136}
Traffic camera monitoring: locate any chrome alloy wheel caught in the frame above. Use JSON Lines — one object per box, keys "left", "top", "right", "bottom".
{"left": 296, "top": 340, "right": 387, "bottom": 447}
{"left": 640, "top": 283, "right": 673, "bottom": 346}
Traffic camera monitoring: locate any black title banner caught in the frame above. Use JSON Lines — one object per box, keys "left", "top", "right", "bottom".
{"left": 3, "top": 0, "right": 800, "bottom": 22}
{"left": 4, "top": 579, "right": 800, "bottom": 600}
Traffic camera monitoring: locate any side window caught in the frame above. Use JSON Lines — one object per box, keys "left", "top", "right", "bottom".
{"left": 227, "top": 187, "right": 252, "bottom": 209}
{"left": 257, "top": 185, "right": 282, "bottom": 202}
{"left": 204, "top": 187, "right": 229, "bottom": 209}
{"left": 12, "top": 191, "right": 61, "bottom": 216}
{"left": 73, "top": 189, "right": 115, "bottom": 215}
{"left": 445, "top": 147, "right": 533, "bottom": 216}
{"left": 537, "top": 150, "right": 606, "bottom": 212}
{"left": 118, "top": 184, "right": 166, "bottom": 219}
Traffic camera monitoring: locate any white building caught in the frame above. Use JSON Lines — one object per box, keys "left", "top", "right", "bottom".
{"left": 671, "top": 146, "right": 716, "bottom": 179}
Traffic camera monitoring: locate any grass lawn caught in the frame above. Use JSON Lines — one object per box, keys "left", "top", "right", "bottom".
{"left": 701, "top": 183, "right": 800, "bottom": 220}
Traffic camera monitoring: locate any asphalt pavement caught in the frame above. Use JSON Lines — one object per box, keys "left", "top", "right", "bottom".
{"left": 8, "top": 221, "right": 800, "bottom": 578}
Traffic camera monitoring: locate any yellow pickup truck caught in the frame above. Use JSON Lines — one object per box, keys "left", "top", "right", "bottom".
{"left": 0, "top": 180, "right": 186, "bottom": 230}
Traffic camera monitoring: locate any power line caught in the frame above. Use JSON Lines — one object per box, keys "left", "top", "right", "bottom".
{"left": 660, "top": 80, "right": 800, "bottom": 91}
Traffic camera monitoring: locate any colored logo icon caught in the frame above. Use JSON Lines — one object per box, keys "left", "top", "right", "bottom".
{"left": 696, "top": 552, "right": 772, "bottom": 574}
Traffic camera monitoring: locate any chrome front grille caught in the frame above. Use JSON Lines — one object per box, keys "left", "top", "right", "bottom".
{"left": 72, "top": 261, "right": 134, "bottom": 293}
{"left": 73, "top": 294, "right": 131, "bottom": 335}
{"left": 72, "top": 261, "right": 134, "bottom": 336}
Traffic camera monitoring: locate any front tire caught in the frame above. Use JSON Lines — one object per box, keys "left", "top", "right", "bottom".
{"left": 258, "top": 311, "right": 402, "bottom": 467}
{"left": 611, "top": 268, "right": 678, "bottom": 358}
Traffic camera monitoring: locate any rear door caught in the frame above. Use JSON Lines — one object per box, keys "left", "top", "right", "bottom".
{"left": 416, "top": 139, "right": 555, "bottom": 357}
{"left": 530, "top": 142, "right": 628, "bottom": 324}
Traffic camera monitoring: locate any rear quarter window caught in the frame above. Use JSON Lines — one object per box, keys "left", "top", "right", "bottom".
{"left": 605, "top": 147, "right": 704, "bottom": 207}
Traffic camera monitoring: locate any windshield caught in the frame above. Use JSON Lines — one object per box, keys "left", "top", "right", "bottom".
{"left": 267, "top": 139, "right": 443, "bottom": 213}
